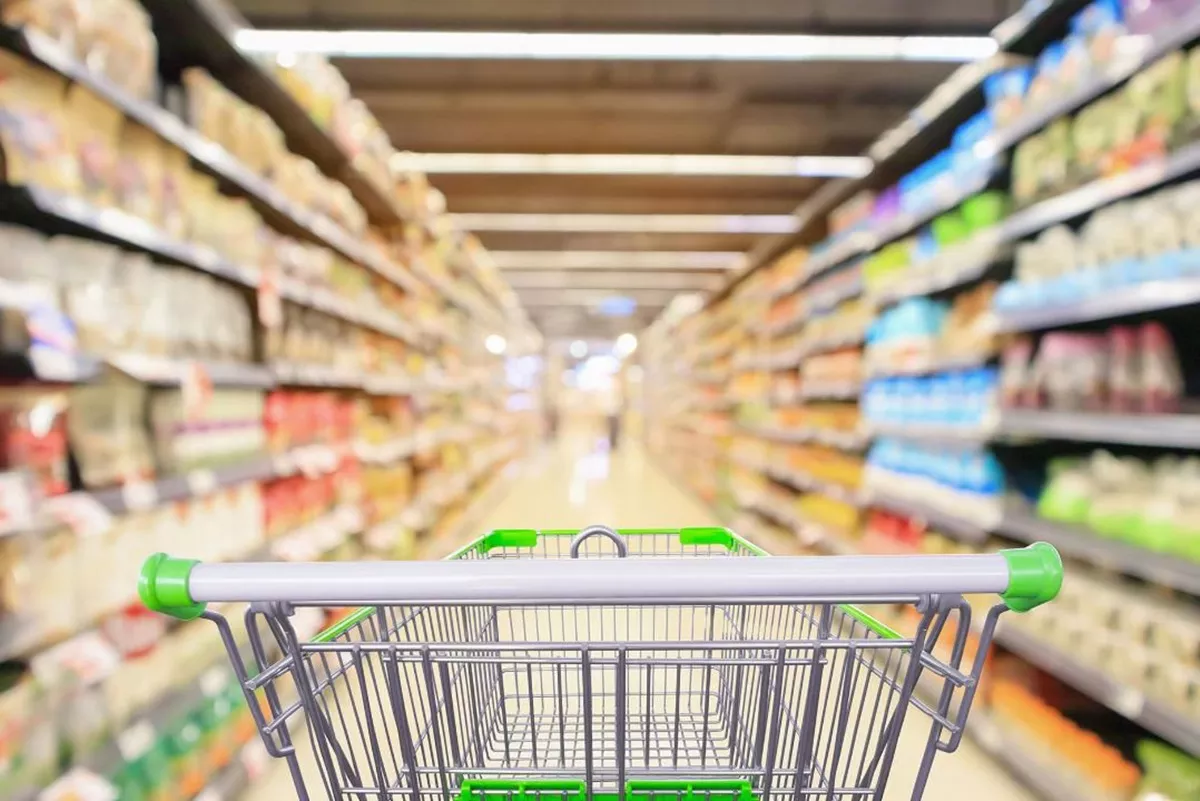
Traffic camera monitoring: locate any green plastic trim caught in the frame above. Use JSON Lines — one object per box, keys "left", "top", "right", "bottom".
{"left": 457, "top": 780, "right": 752, "bottom": 801}
{"left": 724, "top": 529, "right": 769, "bottom": 556}
{"left": 479, "top": 528, "right": 539, "bottom": 552}
{"left": 139, "top": 553, "right": 206, "bottom": 620}
{"left": 625, "top": 780, "right": 753, "bottom": 801}
{"left": 458, "top": 779, "right": 586, "bottom": 801}
{"left": 1000, "top": 542, "right": 1064, "bottom": 612}
{"left": 839, "top": 604, "right": 903, "bottom": 640}
{"left": 312, "top": 605, "right": 378, "bottom": 643}
{"left": 677, "top": 527, "right": 735, "bottom": 548}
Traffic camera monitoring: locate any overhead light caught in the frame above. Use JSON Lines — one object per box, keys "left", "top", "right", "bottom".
{"left": 570, "top": 340, "right": 587, "bottom": 358}
{"left": 396, "top": 153, "right": 870, "bottom": 178}
{"left": 235, "top": 30, "right": 996, "bottom": 63}
{"left": 491, "top": 251, "right": 744, "bottom": 270}
{"left": 450, "top": 213, "right": 798, "bottom": 233}
{"left": 616, "top": 333, "right": 638, "bottom": 356}
{"left": 485, "top": 334, "right": 507, "bottom": 355}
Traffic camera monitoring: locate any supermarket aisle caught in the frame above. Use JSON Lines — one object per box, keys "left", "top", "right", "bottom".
{"left": 478, "top": 426, "right": 1033, "bottom": 801}
{"left": 247, "top": 425, "right": 1032, "bottom": 801}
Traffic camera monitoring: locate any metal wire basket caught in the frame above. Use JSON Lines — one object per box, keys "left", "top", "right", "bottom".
{"left": 139, "top": 525, "right": 1062, "bottom": 801}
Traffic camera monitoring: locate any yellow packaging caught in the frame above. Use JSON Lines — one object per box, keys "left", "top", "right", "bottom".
{"left": 160, "top": 145, "right": 190, "bottom": 239}
{"left": 65, "top": 82, "right": 121, "bottom": 206}
{"left": 0, "top": 51, "right": 78, "bottom": 193}
{"left": 1, "top": 0, "right": 83, "bottom": 56}
{"left": 182, "top": 67, "right": 227, "bottom": 144}
{"left": 115, "top": 122, "right": 164, "bottom": 225}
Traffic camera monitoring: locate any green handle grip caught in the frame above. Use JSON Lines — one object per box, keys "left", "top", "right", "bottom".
{"left": 1000, "top": 542, "right": 1063, "bottom": 612}
{"left": 139, "top": 553, "right": 206, "bottom": 620}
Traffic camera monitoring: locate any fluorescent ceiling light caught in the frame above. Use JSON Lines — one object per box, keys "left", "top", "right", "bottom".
{"left": 395, "top": 153, "right": 870, "bottom": 178}
{"left": 236, "top": 30, "right": 996, "bottom": 63}
{"left": 491, "top": 251, "right": 745, "bottom": 270}
{"left": 451, "top": 213, "right": 797, "bottom": 234}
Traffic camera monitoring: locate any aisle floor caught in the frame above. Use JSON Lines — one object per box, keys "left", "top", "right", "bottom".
{"left": 246, "top": 425, "right": 1031, "bottom": 801}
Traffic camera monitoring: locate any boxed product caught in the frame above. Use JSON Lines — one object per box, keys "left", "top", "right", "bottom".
{"left": 0, "top": 51, "right": 79, "bottom": 193}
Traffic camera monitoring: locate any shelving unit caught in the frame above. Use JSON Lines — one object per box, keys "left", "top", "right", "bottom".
{"left": 645, "top": 1, "right": 1200, "bottom": 796}
{"left": 0, "top": 4, "right": 541, "bottom": 800}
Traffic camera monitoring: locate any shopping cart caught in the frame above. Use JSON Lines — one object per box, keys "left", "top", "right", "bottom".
{"left": 138, "top": 525, "right": 1062, "bottom": 801}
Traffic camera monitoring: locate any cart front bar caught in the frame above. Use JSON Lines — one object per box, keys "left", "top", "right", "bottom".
{"left": 140, "top": 542, "right": 1062, "bottom": 618}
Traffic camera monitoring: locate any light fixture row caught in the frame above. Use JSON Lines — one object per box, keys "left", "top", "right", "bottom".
{"left": 398, "top": 153, "right": 871, "bottom": 178}
{"left": 488, "top": 251, "right": 744, "bottom": 270}
{"left": 236, "top": 30, "right": 997, "bottom": 64}
{"left": 450, "top": 213, "right": 798, "bottom": 234}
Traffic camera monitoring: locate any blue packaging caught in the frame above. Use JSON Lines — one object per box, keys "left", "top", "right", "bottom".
{"left": 983, "top": 66, "right": 1033, "bottom": 125}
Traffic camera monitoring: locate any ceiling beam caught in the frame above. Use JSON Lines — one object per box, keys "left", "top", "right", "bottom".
{"left": 450, "top": 213, "right": 797, "bottom": 233}
{"left": 503, "top": 270, "right": 722, "bottom": 290}
{"left": 490, "top": 251, "right": 742, "bottom": 270}
{"left": 444, "top": 194, "right": 798, "bottom": 214}
{"left": 515, "top": 288, "right": 680, "bottom": 306}
{"left": 475, "top": 231, "right": 763, "bottom": 251}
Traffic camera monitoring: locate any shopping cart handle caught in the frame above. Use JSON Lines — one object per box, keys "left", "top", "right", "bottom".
{"left": 138, "top": 543, "right": 1062, "bottom": 618}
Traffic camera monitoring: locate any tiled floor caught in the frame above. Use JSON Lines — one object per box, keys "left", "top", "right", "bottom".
{"left": 245, "top": 423, "right": 1032, "bottom": 801}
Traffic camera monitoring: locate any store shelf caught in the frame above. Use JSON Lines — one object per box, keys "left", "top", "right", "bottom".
{"left": 850, "top": 170, "right": 999, "bottom": 264}
{"left": 271, "top": 362, "right": 403, "bottom": 390}
{"left": 140, "top": 0, "right": 401, "bottom": 228}
{"left": 3, "top": 349, "right": 278, "bottom": 388}
{"left": 798, "top": 330, "right": 868, "bottom": 359}
{"left": 866, "top": 350, "right": 995, "bottom": 378}
{"left": 798, "top": 380, "right": 861, "bottom": 401}
{"left": 1002, "top": 138, "right": 1200, "bottom": 243}
{"left": 801, "top": 234, "right": 871, "bottom": 286}
{"left": 0, "top": 348, "right": 102, "bottom": 383}
{"left": 865, "top": 487, "right": 993, "bottom": 544}
{"left": 805, "top": 273, "right": 864, "bottom": 314}
{"left": 90, "top": 458, "right": 275, "bottom": 516}
{"left": 868, "top": 55, "right": 1007, "bottom": 170}
{"left": 0, "top": 188, "right": 431, "bottom": 347}
{"left": 867, "top": 420, "right": 994, "bottom": 447}
{"left": 112, "top": 353, "right": 276, "bottom": 387}
{"left": 999, "top": 506, "right": 1200, "bottom": 595}
{"left": 999, "top": 408, "right": 1200, "bottom": 448}
{"left": 993, "top": 276, "right": 1200, "bottom": 332}
{"left": 968, "top": 714, "right": 1092, "bottom": 801}
{"left": 869, "top": 239, "right": 1012, "bottom": 307}
{"left": 991, "top": 0, "right": 1087, "bottom": 55}
{"left": 279, "top": 278, "right": 427, "bottom": 346}
{"left": 0, "top": 184, "right": 259, "bottom": 282}
{"left": 982, "top": 7, "right": 1200, "bottom": 154}
{"left": 746, "top": 425, "right": 868, "bottom": 451}
{"left": 996, "top": 624, "right": 1200, "bottom": 756}
{"left": 0, "top": 26, "right": 411, "bottom": 294}
{"left": 765, "top": 465, "right": 863, "bottom": 507}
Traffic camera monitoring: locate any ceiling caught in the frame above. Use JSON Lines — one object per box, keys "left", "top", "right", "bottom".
{"left": 233, "top": 0, "right": 1022, "bottom": 339}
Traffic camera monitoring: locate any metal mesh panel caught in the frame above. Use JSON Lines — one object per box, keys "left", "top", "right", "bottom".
{"left": 234, "top": 528, "right": 986, "bottom": 801}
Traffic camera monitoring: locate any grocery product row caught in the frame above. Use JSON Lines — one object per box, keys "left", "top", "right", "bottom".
{"left": 645, "top": 3, "right": 1200, "bottom": 798}
{"left": 713, "top": 482, "right": 1200, "bottom": 798}
{"left": 0, "top": 4, "right": 544, "bottom": 800}
{"left": 0, "top": 5, "right": 527, "bottom": 340}
{"left": 1, "top": 424, "right": 526, "bottom": 800}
